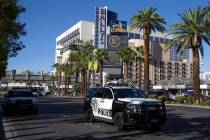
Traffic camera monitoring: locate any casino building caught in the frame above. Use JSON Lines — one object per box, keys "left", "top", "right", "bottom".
{"left": 55, "top": 6, "right": 192, "bottom": 86}
{"left": 128, "top": 29, "right": 192, "bottom": 85}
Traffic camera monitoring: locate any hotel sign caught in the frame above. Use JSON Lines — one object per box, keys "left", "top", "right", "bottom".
{"left": 107, "top": 35, "right": 128, "bottom": 50}
{"left": 109, "top": 36, "right": 120, "bottom": 47}
{"left": 110, "top": 20, "right": 127, "bottom": 35}
{"left": 98, "top": 7, "right": 107, "bottom": 48}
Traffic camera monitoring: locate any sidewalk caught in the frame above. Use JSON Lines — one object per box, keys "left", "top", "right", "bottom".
{"left": 166, "top": 103, "right": 210, "bottom": 109}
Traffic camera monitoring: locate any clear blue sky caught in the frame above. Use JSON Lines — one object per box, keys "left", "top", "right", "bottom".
{"left": 8, "top": 0, "right": 209, "bottom": 72}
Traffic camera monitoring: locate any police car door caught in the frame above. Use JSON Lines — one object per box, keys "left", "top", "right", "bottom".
{"left": 91, "top": 88, "right": 104, "bottom": 117}
{"left": 99, "top": 88, "right": 114, "bottom": 120}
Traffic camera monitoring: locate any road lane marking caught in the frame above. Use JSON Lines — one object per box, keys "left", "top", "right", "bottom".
{"left": 2, "top": 117, "right": 19, "bottom": 140}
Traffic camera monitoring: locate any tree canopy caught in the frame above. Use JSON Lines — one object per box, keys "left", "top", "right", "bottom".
{"left": 0, "top": 0, "right": 26, "bottom": 78}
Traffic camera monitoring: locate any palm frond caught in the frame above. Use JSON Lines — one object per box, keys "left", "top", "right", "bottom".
{"left": 130, "top": 7, "right": 166, "bottom": 33}
{"left": 165, "top": 6, "right": 209, "bottom": 56}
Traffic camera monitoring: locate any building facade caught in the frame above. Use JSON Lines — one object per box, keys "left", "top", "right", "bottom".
{"left": 94, "top": 6, "right": 129, "bottom": 79}
{"left": 54, "top": 6, "right": 192, "bottom": 86}
{"left": 55, "top": 21, "right": 94, "bottom": 64}
{"left": 0, "top": 70, "right": 52, "bottom": 90}
{"left": 128, "top": 29, "right": 192, "bottom": 85}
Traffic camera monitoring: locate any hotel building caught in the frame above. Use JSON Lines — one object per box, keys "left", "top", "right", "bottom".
{"left": 55, "top": 21, "right": 94, "bottom": 64}
{"left": 54, "top": 6, "right": 192, "bottom": 86}
{"left": 128, "top": 29, "right": 192, "bottom": 85}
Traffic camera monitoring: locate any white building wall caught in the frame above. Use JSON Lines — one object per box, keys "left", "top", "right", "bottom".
{"left": 80, "top": 21, "right": 94, "bottom": 41}
{"left": 55, "top": 21, "right": 94, "bottom": 65}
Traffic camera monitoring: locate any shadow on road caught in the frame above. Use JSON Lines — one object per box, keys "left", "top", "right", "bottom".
{"left": 34, "top": 109, "right": 210, "bottom": 140}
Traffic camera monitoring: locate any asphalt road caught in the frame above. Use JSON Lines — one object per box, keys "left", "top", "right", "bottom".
{"left": 0, "top": 96, "right": 210, "bottom": 140}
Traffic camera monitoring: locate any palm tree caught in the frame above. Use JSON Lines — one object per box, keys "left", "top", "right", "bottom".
{"left": 117, "top": 48, "right": 136, "bottom": 82}
{"left": 68, "top": 52, "right": 80, "bottom": 83}
{"left": 205, "top": 3, "right": 210, "bottom": 35}
{"left": 95, "top": 48, "right": 108, "bottom": 85}
{"left": 165, "top": 6, "right": 210, "bottom": 103}
{"left": 133, "top": 46, "right": 144, "bottom": 89}
{"left": 50, "top": 75, "right": 56, "bottom": 92}
{"left": 61, "top": 62, "right": 75, "bottom": 95}
{"left": 53, "top": 63, "right": 62, "bottom": 95}
{"left": 74, "top": 40, "right": 93, "bottom": 96}
{"left": 130, "top": 7, "right": 166, "bottom": 95}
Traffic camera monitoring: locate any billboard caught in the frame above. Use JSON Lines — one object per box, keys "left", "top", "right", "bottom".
{"left": 110, "top": 20, "right": 127, "bottom": 35}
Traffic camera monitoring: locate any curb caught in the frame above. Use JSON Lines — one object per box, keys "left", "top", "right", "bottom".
{"left": 166, "top": 104, "right": 210, "bottom": 109}
{"left": 49, "top": 95, "right": 84, "bottom": 99}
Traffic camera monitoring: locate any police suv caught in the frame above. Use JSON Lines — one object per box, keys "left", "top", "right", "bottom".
{"left": 83, "top": 85, "right": 166, "bottom": 130}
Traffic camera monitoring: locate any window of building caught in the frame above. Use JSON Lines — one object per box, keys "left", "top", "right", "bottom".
{"left": 165, "top": 39, "right": 169, "bottom": 43}
{"left": 160, "top": 38, "right": 165, "bottom": 43}
{"left": 149, "top": 36, "right": 153, "bottom": 41}
{"left": 155, "top": 37, "right": 159, "bottom": 42}
{"left": 129, "top": 33, "right": 134, "bottom": 39}
{"left": 135, "top": 34, "right": 140, "bottom": 39}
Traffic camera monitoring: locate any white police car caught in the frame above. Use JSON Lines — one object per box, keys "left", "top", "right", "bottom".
{"left": 84, "top": 86, "right": 166, "bottom": 130}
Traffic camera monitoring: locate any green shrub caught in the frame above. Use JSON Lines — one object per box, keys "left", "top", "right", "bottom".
{"left": 158, "top": 96, "right": 167, "bottom": 102}
{"left": 165, "top": 100, "right": 174, "bottom": 104}
{"left": 175, "top": 96, "right": 186, "bottom": 104}
{"left": 148, "top": 94, "right": 158, "bottom": 99}
{"left": 202, "top": 100, "right": 210, "bottom": 106}
{"left": 186, "top": 96, "right": 193, "bottom": 104}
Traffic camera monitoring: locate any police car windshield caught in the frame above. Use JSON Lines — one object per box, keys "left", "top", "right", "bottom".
{"left": 113, "top": 88, "right": 145, "bottom": 98}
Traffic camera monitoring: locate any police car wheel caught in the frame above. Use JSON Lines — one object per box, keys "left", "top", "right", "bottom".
{"left": 87, "top": 108, "right": 95, "bottom": 122}
{"left": 114, "top": 112, "right": 125, "bottom": 131}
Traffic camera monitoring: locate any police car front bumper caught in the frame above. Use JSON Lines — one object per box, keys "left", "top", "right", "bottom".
{"left": 125, "top": 108, "right": 166, "bottom": 125}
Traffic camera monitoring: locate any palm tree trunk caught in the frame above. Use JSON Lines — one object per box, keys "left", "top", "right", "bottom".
{"left": 136, "top": 57, "right": 142, "bottom": 89}
{"left": 64, "top": 74, "right": 67, "bottom": 96}
{"left": 52, "top": 76, "right": 55, "bottom": 91}
{"left": 87, "top": 70, "right": 91, "bottom": 87}
{"left": 67, "top": 75, "right": 70, "bottom": 94}
{"left": 58, "top": 70, "right": 61, "bottom": 96}
{"left": 124, "top": 62, "right": 129, "bottom": 82}
{"left": 85, "top": 70, "right": 88, "bottom": 95}
{"left": 100, "top": 60, "right": 103, "bottom": 85}
{"left": 81, "top": 70, "right": 85, "bottom": 96}
{"left": 128, "top": 63, "right": 131, "bottom": 80}
{"left": 193, "top": 47, "right": 200, "bottom": 103}
{"left": 75, "top": 69, "right": 79, "bottom": 83}
{"left": 144, "top": 32, "right": 150, "bottom": 95}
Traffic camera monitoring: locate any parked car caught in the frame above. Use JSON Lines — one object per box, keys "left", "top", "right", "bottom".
{"left": 2, "top": 89, "right": 39, "bottom": 114}
{"left": 84, "top": 86, "right": 166, "bottom": 130}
